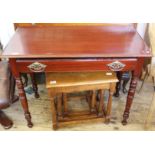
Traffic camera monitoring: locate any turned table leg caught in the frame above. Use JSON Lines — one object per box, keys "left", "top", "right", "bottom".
{"left": 122, "top": 58, "right": 144, "bottom": 125}
{"left": 122, "top": 73, "right": 138, "bottom": 125}
{"left": 16, "top": 77, "right": 33, "bottom": 127}
{"left": 9, "top": 59, "right": 33, "bottom": 128}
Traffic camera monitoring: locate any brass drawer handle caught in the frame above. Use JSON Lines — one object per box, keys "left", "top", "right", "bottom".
{"left": 27, "top": 62, "right": 47, "bottom": 72}
{"left": 107, "top": 61, "right": 126, "bottom": 71}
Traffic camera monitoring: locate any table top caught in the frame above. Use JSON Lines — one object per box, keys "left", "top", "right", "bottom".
{"left": 1, "top": 25, "right": 151, "bottom": 58}
{"left": 46, "top": 71, "right": 118, "bottom": 89}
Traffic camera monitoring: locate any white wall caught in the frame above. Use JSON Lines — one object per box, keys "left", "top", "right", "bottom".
{"left": 0, "top": 22, "right": 14, "bottom": 48}
{"left": 136, "top": 23, "right": 147, "bottom": 39}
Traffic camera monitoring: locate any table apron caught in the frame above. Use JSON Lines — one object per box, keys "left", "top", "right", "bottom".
{"left": 15, "top": 58, "right": 138, "bottom": 73}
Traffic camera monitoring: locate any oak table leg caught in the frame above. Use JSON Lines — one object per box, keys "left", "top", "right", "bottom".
{"left": 91, "top": 90, "right": 97, "bottom": 113}
{"left": 105, "top": 84, "right": 115, "bottom": 123}
{"left": 9, "top": 59, "right": 33, "bottom": 128}
{"left": 63, "top": 93, "right": 68, "bottom": 116}
{"left": 51, "top": 95, "right": 58, "bottom": 130}
{"left": 29, "top": 73, "right": 40, "bottom": 98}
{"left": 98, "top": 90, "right": 105, "bottom": 117}
{"left": 57, "top": 94, "right": 63, "bottom": 117}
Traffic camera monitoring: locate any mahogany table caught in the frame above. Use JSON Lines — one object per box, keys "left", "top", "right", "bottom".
{"left": 1, "top": 25, "right": 151, "bottom": 128}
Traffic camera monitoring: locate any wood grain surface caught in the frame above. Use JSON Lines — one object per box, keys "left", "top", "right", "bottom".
{"left": 2, "top": 25, "right": 151, "bottom": 58}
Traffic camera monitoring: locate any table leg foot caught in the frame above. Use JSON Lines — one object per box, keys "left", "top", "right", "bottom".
{"left": 25, "top": 112, "right": 33, "bottom": 128}
{"left": 122, "top": 120, "right": 127, "bottom": 125}
{"left": 122, "top": 116, "right": 128, "bottom": 125}
{"left": 122, "top": 111, "right": 129, "bottom": 125}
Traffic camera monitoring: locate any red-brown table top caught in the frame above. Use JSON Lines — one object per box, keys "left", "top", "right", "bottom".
{"left": 2, "top": 25, "right": 151, "bottom": 58}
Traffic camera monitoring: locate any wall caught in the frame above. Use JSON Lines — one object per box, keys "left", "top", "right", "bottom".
{"left": 0, "top": 22, "right": 14, "bottom": 48}
{"left": 137, "top": 23, "right": 147, "bottom": 39}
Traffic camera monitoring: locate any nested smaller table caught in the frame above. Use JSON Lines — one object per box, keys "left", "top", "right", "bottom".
{"left": 46, "top": 71, "right": 118, "bottom": 130}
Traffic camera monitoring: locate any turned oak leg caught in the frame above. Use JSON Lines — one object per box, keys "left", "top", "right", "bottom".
{"left": 90, "top": 90, "right": 97, "bottom": 113}
{"left": 57, "top": 94, "right": 63, "bottom": 117}
{"left": 51, "top": 95, "right": 58, "bottom": 130}
{"left": 105, "top": 84, "right": 115, "bottom": 123}
{"left": 30, "top": 73, "right": 40, "bottom": 98}
{"left": 86, "top": 91, "right": 92, "bottom": 112}
{"left": 63, "top": 93, "right": 68, "bottom": 116}
{"left": 122, "top": 73, "right": 138, "bottom": 125}
{"left": 9, "top": 59, "right": 33, "bottom": 128}
{"left": 98, "top": 90, "right": 105, "bottom": 117}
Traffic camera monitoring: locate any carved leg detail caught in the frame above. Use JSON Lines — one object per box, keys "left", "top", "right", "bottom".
{"left": 30, "top": 73, "right": 40, "bottom": 98}
{"left": 122, "top": 75, "right": 138, "bottom": 125}
{"left": 16, "top": 77, "right": 33, "bottom": 127}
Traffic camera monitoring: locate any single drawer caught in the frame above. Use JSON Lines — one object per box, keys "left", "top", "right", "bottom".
{"left": 16, "top": 58, "right": 138, "bottom": 73}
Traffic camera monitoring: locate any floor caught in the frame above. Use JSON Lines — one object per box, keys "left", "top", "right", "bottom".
{"left": 0, "top": 78, "right": 155, "bottom": 131}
